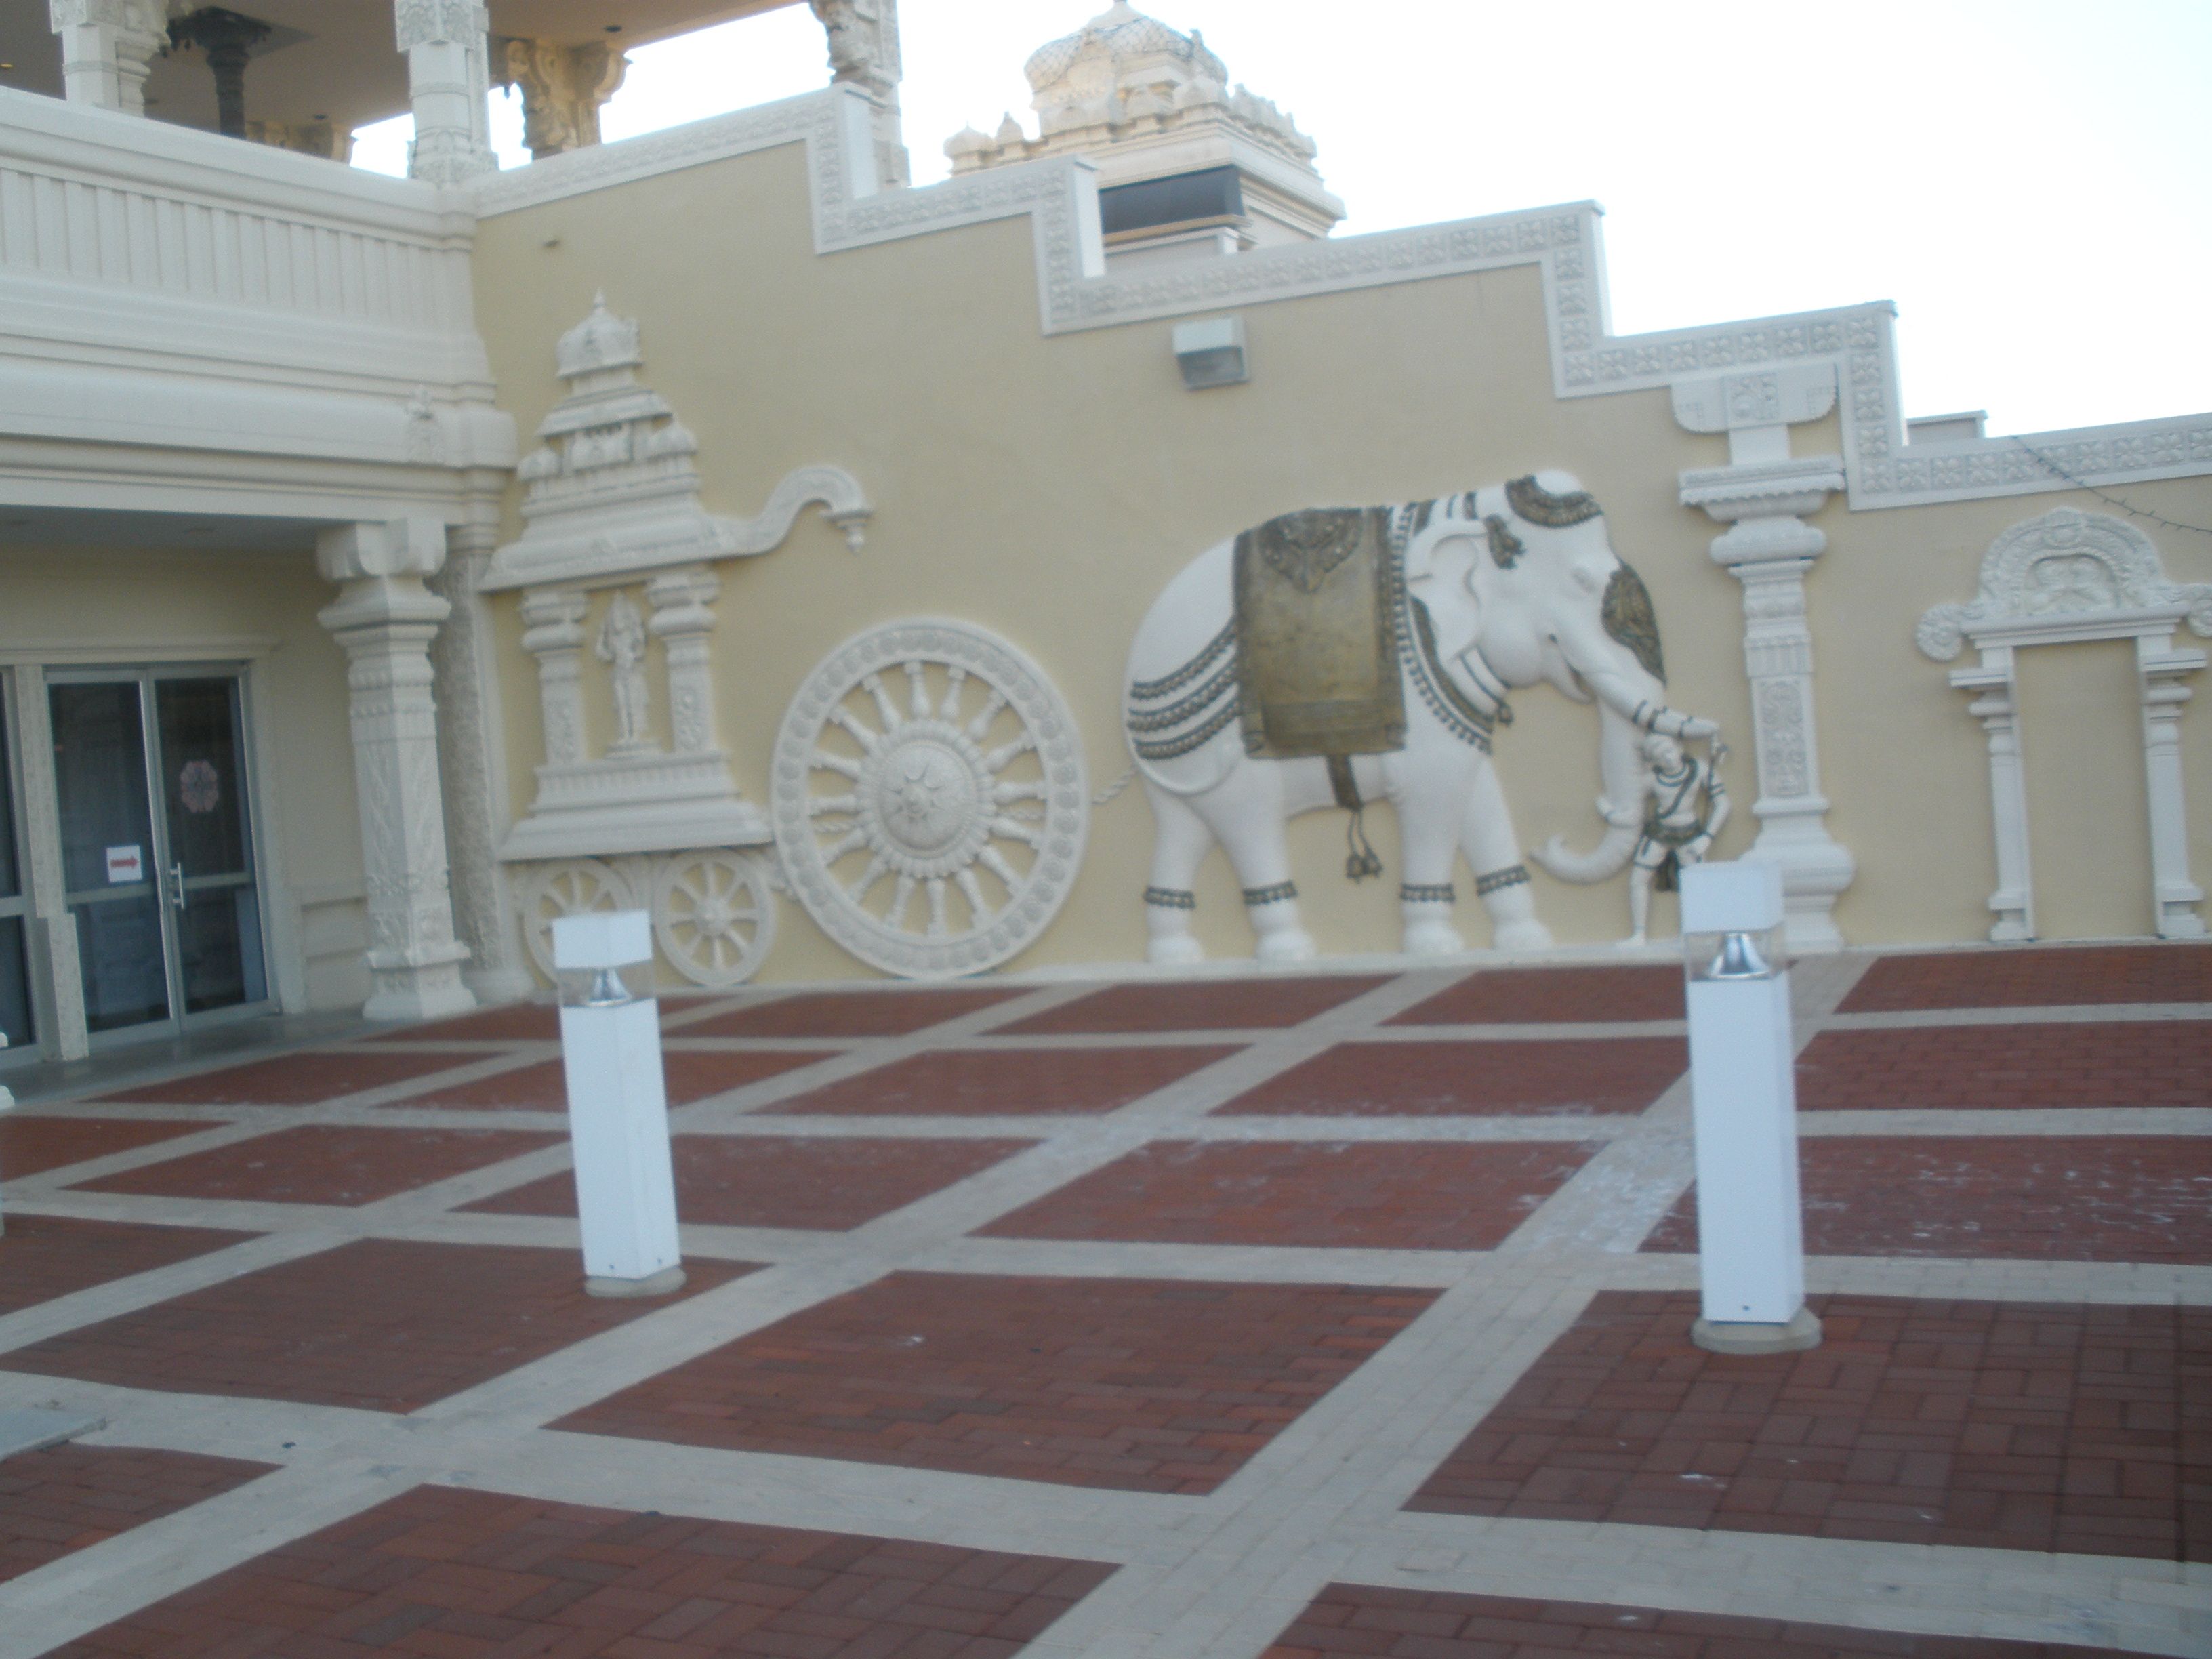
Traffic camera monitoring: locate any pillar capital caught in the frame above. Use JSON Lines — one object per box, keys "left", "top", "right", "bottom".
{"left": 499, "top": 38, "right": 628, "bottom": 159}
{"left": 394, "top": 0, "right": 489, "bottom": 52}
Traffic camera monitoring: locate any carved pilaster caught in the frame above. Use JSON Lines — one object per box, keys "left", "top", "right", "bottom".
{"left": 47, "top": 0, "right": 165, "bottom": 116}
{"left": 520, "top": 587, "right": 590, "bottom": 766}
{"left": 1677, "top": 378, "right": 1856, "bottom": 952}
{"left": 2137, "top": 638, "right": 2207, "bottom": 940}
{"left": 429, "top": 531, "right": 531, "bottom": 1002}
{"left": 1948, "top": 654, "right": 2035, "bottom": 941}
{"left": 499, "top": 39, "right": 627, "bottom": 159}
{"left": 11, "top": 667, "right": 89, "bottom": 1061}
{"left": 394, "top": 0, "right": 497, "bottom": 185}
{"left": 645, "top": 567, "right": 720, "bottom": 756}
{"left": 810, "top": 0, "right": 907, "bottom": 188}
{"left": 317, "top": 519, "right": 476, "bottom": 1021}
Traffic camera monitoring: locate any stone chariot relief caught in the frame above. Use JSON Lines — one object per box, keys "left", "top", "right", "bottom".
{"left": 771, "top": 619, "right": 1090, "bottom": 977}
{"left": 1919, "top": 506, "right": 2211, "bottom": 942}
{"left": 480, "top": 294, "right": 874, "bottom": 986}
{"left": 1123, "top": 472, "right": 1725, "bottom": 962}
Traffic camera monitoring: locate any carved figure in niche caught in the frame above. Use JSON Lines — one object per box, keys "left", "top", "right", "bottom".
{"left": 1620, "top": 733, "right": 1730, "bottom": 946}
{"left": 595, "top": 592, "right": 655, "bottom": 754}
{"left": 1123, "top": 471, "right": 1721, "bottom": 964}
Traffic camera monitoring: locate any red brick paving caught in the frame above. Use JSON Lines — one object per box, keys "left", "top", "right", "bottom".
{"left": 1645, "top": 1136, "right": 2212, "bottom": 1264}
{"left": 0, "top": 1214, "right": 256, "bottom": 1317}
{"left": 773, "top": 1045, "right": 1240, "bottom": 1117}
{"left": 389, "top": 1048, "right": 838, "bottom": 1112}
{"left": 95, "top": 1048, "right": 483, "bottom": 1106}
{"left": 981, "top": 1141, "right": 1599, "bottom": 1251}
{"left": 1391, "top": 964, "right": 1685, "bottom": 1025}
{"left": 49, "top": 1483, "right": 1114, "bottom": 1659}
{"left": 466, "top": 1135, "right": 1035, "bottom": 1231}
{"left": 1797, "top": 1021, "right": 2212, "bottom": 1111}
{"left": 367, "top": 1002, "right": 563, "bottom": 1042}
{"left": 0, "top": 1239, "right": 753, "bottom": 1414}
{"left": 1262, "top": 1584, "right": 2163, "bottom": 1659}
{"left": 1841, "top": 943, "right": 2212, "bottom": 1011}
{"left": 1406, "top": 1291, "right": 2211, "bottom": 1562}
{"left": 1000, "top": 977, "right": 1387, "bottom": 1035}
{"left": 683, "top": 987, "right": 1025, "bottom": 1039}
{"left": 71, "top": 1124, "right": 562, "bottom": 1208}
{"left": 0, "top": 1442, "right": 274, "bottom": 1586}
{"left": 1215, "top": 1038, "right": 1685, "bottom": 1117}
{"left": 0, "top": 1115, "right": 221, "bottom": 1179}
{"left": 558, "top": 1271, "right": 1438, "bottom": 1494}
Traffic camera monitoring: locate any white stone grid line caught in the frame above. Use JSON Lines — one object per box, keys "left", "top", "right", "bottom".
{"left": 0, "top": 951, "right": 2207, "bottom": 1657}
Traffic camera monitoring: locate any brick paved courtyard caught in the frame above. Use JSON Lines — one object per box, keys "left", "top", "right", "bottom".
{"left": 0, "top": 942, "right": 2205, "bottom": 1657}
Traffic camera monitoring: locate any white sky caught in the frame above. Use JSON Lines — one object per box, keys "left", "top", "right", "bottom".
{"left": 356, "top": 0, "right": 2212, "bottom": 436}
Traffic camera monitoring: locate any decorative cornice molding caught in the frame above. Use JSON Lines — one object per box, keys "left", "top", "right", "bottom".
{"left": 469, "top": 87, "right": 2212, "bottom": 515}
{"left": 1917, "top": 507, "right": 2212, "bottom": 662}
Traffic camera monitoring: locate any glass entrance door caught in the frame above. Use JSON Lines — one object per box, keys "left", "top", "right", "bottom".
{"left": 49, "top": 670, "right": 270, "bottom": 1043}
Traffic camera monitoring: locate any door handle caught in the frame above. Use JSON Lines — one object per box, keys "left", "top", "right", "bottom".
{"left": 168, "top": 862, "right": 188, "bottom": 914}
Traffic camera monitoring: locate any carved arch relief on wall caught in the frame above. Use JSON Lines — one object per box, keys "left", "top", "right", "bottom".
{"left": 1918, "top": 507, "right": 2212, "bottom": 941}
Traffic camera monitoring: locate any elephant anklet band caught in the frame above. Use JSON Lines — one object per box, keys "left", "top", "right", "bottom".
{"left": 1474, "top": 864, "right": 1530, "bottom": 896}
{"left": 1241, "top": 881, "right": 1298, "bottom": 907}
{"left": 1143, "top": 886, "right": 1197, "bottom": 910}
{"left": 1399, "top": 882, "right": 1457, "bottom": 905}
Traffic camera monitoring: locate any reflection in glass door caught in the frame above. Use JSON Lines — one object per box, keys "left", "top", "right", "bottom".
{"left": 49, "top": 671, "right": 270, "bottom": 1042}
{"left": 0, "top": 676, "right": 34, "bottom": 1058}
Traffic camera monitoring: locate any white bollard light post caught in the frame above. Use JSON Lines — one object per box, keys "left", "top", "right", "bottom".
{"left": 551, "top": 911, "right": 684, "bottom": 1298}
{"left": 1679, "top": 860, "right": 1820, "bottom": 1355}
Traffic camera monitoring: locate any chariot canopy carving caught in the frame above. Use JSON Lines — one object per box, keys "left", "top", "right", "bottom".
{"left": 1917, "top": 507, "right": 2212, "bottom": 660}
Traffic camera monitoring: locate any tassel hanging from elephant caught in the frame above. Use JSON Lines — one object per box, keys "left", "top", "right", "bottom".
{"left": 1121, "top": 471, "right": 1719, "bottom": 964}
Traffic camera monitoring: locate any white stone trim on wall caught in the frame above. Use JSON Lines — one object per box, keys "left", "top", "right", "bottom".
{"left": 1918, "top": 508, "right": 2212, "bottom": 941}
{"left": 472, "top": 87, "right": 2211, "bottom": 515}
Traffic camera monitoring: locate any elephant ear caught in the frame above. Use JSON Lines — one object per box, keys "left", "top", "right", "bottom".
{"left": 1403, "top": 529, "right": 1480, "bottom": 588}
{"left": 1601, "top": 560, "right": 1666, "bottom": 682}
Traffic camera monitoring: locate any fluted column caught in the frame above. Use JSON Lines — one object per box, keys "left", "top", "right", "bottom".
{"left": 2138, "top": 636, "right": 2209, "bottom": 939}
{"left": 317, "top": 518, "right": 476, "bottom": 1021}
{"left": 47, "top": 0, "right": 165, "bottom": 115}
{"left": 395, "top": 0, "right": 497, "bottom": 185}
{"left": 1942, "top": 651, "right": 2035, "bottom": 941}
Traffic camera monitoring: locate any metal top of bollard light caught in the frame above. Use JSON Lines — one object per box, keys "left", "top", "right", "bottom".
{"left": 552, "top": 909, "right": 653, "bottom": 971}
{"left": 1679, "top": 860, "right": 1783, "bottom": 935}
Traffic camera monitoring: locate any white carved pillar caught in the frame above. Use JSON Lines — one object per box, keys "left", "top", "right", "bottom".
{"left": 430, "top": 521, "right": 533, "bottom": 1002}
{"left": 646, "top": 567, "right": 720, "bottom": 755}
{"left": 520, "top": 588, "right": 590, "bottom": 766}
{"left": 499, "top": 39, "right": 627, "bottom": 159}
{"left": 394, "top": 0, "right": 497, "bottom": 186}
{"left": 1675, "top": 365, "right": 1855, "bottom": 950}
{"left": 2138, "top": 635, "right": 2208, "bottom": 939}
{"left": 316, "top": 519, "right": 477, "bottom": 1021}
{"left": 1945, "top": 651, "right": 2036, "bottom": 941}
{"left": 811, "top": 0, "right": 908, "bottom": 188}
{"left": 47, "top": 0, "right": 165, "bottom": 115}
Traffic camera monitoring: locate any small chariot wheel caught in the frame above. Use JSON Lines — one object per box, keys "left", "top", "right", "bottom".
{"left": 651, "top": 849, "right": 776, "bottom": 987}
{"left": 518, "top": 857, "right": 635, "bottom": 981}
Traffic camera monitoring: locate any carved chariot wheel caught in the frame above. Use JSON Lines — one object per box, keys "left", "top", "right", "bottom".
{"left": 517, "top": 857, "right": 635, "bottom": 981}
{"left": 651, "top": 850, "right": 776, "bottom": 987}
{"left": 771, "top": 619, "right": 1088, "bottom": 978}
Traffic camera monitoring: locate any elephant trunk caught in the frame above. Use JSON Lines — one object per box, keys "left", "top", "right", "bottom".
{"left": 1528, "top": 699, "right": 1647, "bottom": 884}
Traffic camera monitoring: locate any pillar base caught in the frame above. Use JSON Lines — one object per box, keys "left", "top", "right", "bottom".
{"left": 1692, "top": 1307, "right": 1822, "bottom": 1356}
{"left": 585, "top": 1265, "right": 687, "bottom": 1299}
{"left": 361, "top": 962, "right": 478, "bottom": 1023}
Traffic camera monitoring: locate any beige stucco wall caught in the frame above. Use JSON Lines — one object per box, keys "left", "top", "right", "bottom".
{"left": 0, "top": 545, "right": 367, "bottom": 1016}
{"left": 470, "top": 138, "right": 2212, "bottom": 982}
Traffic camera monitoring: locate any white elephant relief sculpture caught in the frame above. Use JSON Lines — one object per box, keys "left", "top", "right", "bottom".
{"left": 1123, "top": 472, "right": 1719, "bottom": 964}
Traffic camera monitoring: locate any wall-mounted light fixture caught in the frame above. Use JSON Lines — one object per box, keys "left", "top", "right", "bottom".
{"left": 1172, "top": 315, "right": 1247, "bottom": 390}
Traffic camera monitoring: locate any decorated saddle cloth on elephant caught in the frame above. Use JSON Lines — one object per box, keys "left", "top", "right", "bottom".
{"left": 1232, "top": 506, "right": 1406, "bottom": 760}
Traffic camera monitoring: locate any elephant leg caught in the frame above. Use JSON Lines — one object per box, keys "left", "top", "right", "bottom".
{"left": 1210, "top": 762, "right": 1317, "bottom": 964}
{"left": 1462, "top": 759, "right": 1553, "bottom": 951}
{"left": 1390, "top": 758, "right": 1468, "bottom": 958}
{"left": 1141, "top": 782, "right": 1212, "bottom": 965}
